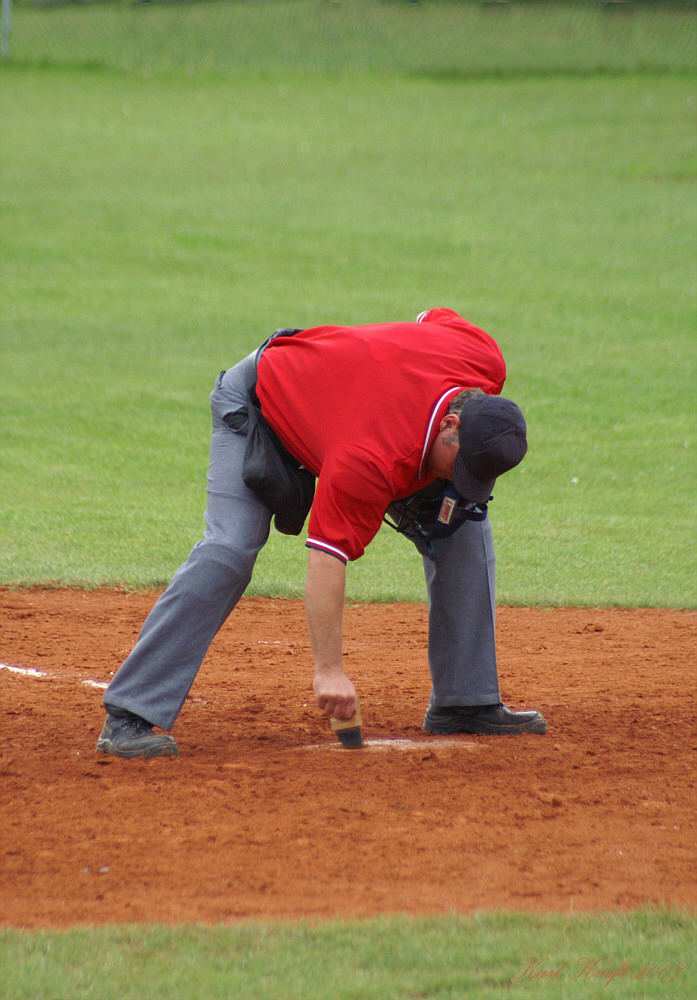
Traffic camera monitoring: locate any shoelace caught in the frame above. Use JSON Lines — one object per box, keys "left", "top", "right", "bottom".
{"left": 117, "top": 714, "right": 152, "bottom": 735}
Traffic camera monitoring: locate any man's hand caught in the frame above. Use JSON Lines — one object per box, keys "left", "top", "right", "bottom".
{"left": 305, "top": 548, "right": 357, "bottom": 720}
{"left": 313, "top": 666, "right": 357, "bottom": 721}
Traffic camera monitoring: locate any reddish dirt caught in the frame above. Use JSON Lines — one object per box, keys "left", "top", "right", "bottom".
{"left": 1, "top": 587, "right": 695, "bottom": 928}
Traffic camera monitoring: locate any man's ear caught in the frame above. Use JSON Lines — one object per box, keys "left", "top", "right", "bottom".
{"left": 439, "top": 413, "right": 460, "bottom": 433}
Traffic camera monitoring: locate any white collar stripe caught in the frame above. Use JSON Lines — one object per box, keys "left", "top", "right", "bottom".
{"left": 418, "top": 387, "right": 464, "bottom": 479}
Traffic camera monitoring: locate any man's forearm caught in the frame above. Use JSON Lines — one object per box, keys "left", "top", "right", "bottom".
{"left": 305, "top": 548, "right": 356, "bottom": 719}
{"left": 305, "top": 548, "right": 345, "bottom": 670}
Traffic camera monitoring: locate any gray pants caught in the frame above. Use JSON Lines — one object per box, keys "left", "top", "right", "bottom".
{"left": 103, "top": 353, "right": 501, "bottom": 731}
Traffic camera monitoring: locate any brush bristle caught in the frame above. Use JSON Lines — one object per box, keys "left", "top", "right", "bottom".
{"left": 337, "top": 727, "right": 363, "bottom": 749}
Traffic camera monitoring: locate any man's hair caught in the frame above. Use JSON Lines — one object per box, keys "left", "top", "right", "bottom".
{"left": 447, "top": 387, "right": 484, "bottom": 415}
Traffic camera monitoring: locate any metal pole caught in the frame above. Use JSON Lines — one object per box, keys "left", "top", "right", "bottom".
{"left": 1, "top": 0, "right": 10, "bottom": 60}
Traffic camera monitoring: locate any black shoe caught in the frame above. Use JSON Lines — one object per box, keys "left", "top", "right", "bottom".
{"left": 96, "top": 712, "right": 179, "bottom": 759}
{"left": 423, "top": 702, "right": 547, "bottom": 735}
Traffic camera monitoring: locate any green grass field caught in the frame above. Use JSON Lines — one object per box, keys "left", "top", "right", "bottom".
{"left": 1, "top": 910, "right": 695, "bottom": 1000}
{"left": 1, "top": 3, "right": 696, "bottom": 996}
{"left": 2, "top": 63, "right": 695, "bottom": 605}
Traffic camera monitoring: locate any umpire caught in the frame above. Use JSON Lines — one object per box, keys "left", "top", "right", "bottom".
{"left": 97, "top": 308, "right": 546, "bottom": 758}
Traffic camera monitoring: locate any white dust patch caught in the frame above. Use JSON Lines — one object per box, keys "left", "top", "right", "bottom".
{"left": 305, "top": 736, "right": 481, "bottom": 752}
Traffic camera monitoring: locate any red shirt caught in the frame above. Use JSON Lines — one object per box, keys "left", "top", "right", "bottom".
{"left": 256, "top": 308, "right": 507, "bottom": 562}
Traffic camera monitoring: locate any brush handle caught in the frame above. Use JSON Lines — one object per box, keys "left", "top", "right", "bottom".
{"left": 330, "top": 696, "right": 362, "bottom": 732}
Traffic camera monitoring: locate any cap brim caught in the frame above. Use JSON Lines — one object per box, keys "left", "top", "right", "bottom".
{"left": 452, "top": 452, "right": 495, "bottom": 503}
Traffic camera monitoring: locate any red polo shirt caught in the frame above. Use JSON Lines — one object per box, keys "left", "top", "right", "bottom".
{"left": 256, "top": 308, "right": 507, "bottom": 562}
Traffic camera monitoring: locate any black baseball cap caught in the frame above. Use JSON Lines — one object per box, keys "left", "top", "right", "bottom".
{"left": 451, "top": 394, "right": 527, "bottom": 502}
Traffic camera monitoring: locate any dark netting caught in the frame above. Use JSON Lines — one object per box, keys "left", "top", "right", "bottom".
{"left": 5, "top": 1, "right": 697, "bottom": 76}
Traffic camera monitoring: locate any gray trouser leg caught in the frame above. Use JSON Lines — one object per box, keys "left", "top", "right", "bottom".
{"left": 103, "top": 353, "right": 271, "bottom": 731}
{"left": 423, "top": 516, "right": 501, "bottom": 708}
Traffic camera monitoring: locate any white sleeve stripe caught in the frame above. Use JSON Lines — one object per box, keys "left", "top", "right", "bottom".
{"left": 418, "top": 387, "right": 464, "bottom": 479}
{"left": 306, "top": 538, "right": 350, "bottom": 563}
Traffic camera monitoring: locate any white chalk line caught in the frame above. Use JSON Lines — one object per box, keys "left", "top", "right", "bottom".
{"left": 0, "top": 662, "right": 108, "bottom": 690}
{"left": 0, "top": 663, "right": 44, "bottom": 678}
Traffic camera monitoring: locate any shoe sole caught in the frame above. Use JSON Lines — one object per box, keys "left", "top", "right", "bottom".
{"left": 96, "top": 737, "right": 179, "bottom": 760}
{"left": 424, "top": 715, "right": 547, "bottom": 736}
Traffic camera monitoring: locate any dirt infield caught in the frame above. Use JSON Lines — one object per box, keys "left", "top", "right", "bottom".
{"left": 1, "top": 587, "right": 695, "bottom": 928}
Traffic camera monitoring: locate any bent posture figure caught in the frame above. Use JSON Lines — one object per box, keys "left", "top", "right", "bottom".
{"left": 96, "top": 308, "right": 546, "bottom": 758}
